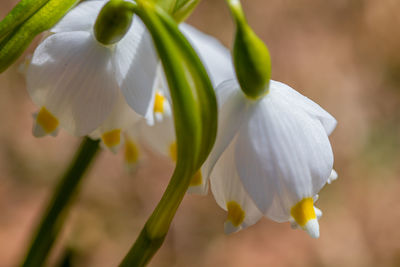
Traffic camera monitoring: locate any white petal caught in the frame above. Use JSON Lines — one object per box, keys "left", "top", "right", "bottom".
{"left": 202, "top": 79, "right": 255, "bottom": 180}
{"left": 153, "top": 64, "right": 170, "bottom": 100}
{"left": 147, "top": 81, "right": 172, "bottom": 126}
{"left": 289, "top": 205, "right": 322, "bottom": 229}
{"left": 210, "top": 136, "right": 263, "bottom": 233}
{"left": 271, "top": 80, "right": 337, "bottom": 135}
{"left": 27, "top": 31, "right": 119, "bottom": 136}
{"left": 314, "top": 207, "right": 323, "bottom": 219}
{"left": 327, "top": 169, "right": 338, "bottom": 184}
{"left": 234, "top": 90, "right": 334, "bottom": 221}
{"left": 113, "top": 18, "right": 158, "bottom": 117}
{"left": 140, "top": 110, "right": 175, "bottom": 158}
{"left": 180, "top": 24, "right": 235, "bottom": 87}
{"left": 91, "top": 91, "right": 142, "bottom": 138}
{"left": 89, "top": 92, "right": 142, "bottom": 153}
{"left": 304, "top": 219, "right": 320, "bottom": 238}
{"left": 224, "top": 221, "right": 242, "bottom": 234}
{"left": 186, "top": 177, "right": 209, "bottom": 195}
{"left": 51, "top": 1, "right": 106, "bottom": 33}
{"left": 32, "top": 110, "right": 60, "bottom": 137}
{"left": 123, "top": 131, "right": 142, "bottom": 172}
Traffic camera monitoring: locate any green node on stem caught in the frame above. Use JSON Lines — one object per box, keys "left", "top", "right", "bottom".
{"left": 94, "top": 0, "right": 135, "bottom": 45}
{"left": 227, "top": 0, "right": 271, "bottom": 99}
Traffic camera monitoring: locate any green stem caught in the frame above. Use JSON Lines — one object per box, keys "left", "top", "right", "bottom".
{"left": 119, "top": 161, "right": 193, "bottom": 267}
{"left": 119, "top": 3, "right": 208, "bottom": 266}
{"left": 20, "top": 137, "right": 100, "bottom": 267}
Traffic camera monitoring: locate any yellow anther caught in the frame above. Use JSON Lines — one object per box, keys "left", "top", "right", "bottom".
{"left": 153, "top": 91, "right": 166, "bottom": 114}
{"left": 101, "top": 129, "right": 121, "bottom": 148}
{"left": 226, "top": 201, "right": 245, "bottom": 227}
{"left": 190, "top": 170, "right": 203, "bottom": 186}
{"left": 124, "top": 139, "right": 139, "bottom": 164}
{"left": 169, "top": 141, "right": 177, "bottom": 162}
{"left": 36, "top": 107, "right": 59, "bottom": 133}
{"left": 290, "top": 197, "right": 316, "bottom": 227}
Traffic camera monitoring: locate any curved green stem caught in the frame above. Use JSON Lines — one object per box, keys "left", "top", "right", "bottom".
{"left": 20, "top": 137, "right": 100, "bottom": 267}
{"left": 119, "top": 2, "right": 217, "bottom": 266}
{"left": 119, "top": 162, "right": 193, "bottom": 267}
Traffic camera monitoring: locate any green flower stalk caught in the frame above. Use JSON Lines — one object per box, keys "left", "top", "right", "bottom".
{"left": 21, "top": 138, "right": 100, "bottom": 267}
{"left": 119, "top": 1, "right": 217, "bottom": 266}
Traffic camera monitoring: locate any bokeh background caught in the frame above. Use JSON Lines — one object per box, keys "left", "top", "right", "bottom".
{"left": 1, "top": 0, "right": 400, "bottom": 266}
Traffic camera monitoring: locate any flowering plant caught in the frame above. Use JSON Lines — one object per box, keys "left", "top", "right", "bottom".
{"left": 0, "top": 0, "right": 337, "bottom": 266}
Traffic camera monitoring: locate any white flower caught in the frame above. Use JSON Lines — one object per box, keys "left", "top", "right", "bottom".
{"left": 122, "top": 121, "right": 143, "bottom": 172}
{"left": 205, "top": 79, "right": 337, "bottom": 238}
{"left": 140, "top": 23, "right": 234, "bottom": 160}
{"left": 179, "top": 24, "right": 234, "bottom": 88}
{"left": 27, "top": 0, "right": 158, "bottom": 138}
{"left": 89, "top": 91, "right": 141, "bottom": 153}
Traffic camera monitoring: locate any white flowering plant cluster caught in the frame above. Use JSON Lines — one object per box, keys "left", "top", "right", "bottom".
{"left": 0, "top": 0, "right": 337, "bottom": 266}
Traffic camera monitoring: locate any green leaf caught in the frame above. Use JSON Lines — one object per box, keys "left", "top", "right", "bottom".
{"left": 0, "top": 0, "right": 50, "bottom": 43}
{"left": 0, "top": 0, "right": 79, "bottom": 73}
{"left": 171, "top": 0, "right": 199, "bottom": 22}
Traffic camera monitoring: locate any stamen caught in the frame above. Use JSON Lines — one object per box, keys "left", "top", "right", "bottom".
{"left": 226, "top": 201, "right": 245, "bottom": 227}
{"left": 36, "top": 107, "right": 59, "bottom": 134}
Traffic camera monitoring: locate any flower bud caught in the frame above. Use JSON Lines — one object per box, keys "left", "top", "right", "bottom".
{"left": 228, "top": 0, "right": 271, "bottom": 99}
{"left": 94, "top": 0, "right": 134, "bottom": 45}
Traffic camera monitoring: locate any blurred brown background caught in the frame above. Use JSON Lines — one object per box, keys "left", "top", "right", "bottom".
{"left": 1, "top": 0, "right": 400, "bottom": 266}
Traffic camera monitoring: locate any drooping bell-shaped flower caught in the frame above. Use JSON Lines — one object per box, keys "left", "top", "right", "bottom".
{"left": 89, "top": 91, "right": 142, "bottom": 153}
{"left": 201, "top": 0, "right": 338, "bottom": 238}
{"left": 205, "top": 79, "right": 337, "bottom": 238}
{"left": 27, "top": 0, "right": 158, "bottom": 137}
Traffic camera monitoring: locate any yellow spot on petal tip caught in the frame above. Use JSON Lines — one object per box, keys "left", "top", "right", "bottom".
{"left": 226, "top": 201, "right": 245, "bottom": 227}
{"left": 102, "top": 129, "right": 121, "bottom": 149}
{"left": 290, "top": 197, "right": 316, "bottom": 227}
{"left": 124, "top": 139, "right": 139, "bottom": 164}
{"left": 189, "top": 170, "right": 203, "bottom": 187}
{"left": 36, "top": 107, "right": 59, "bottom": 133}
{"left": 153, "top": 91, "right": 166, "bottom": 114}
{"left": 169, "top": 141, "right": 177, "bottom": 162}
